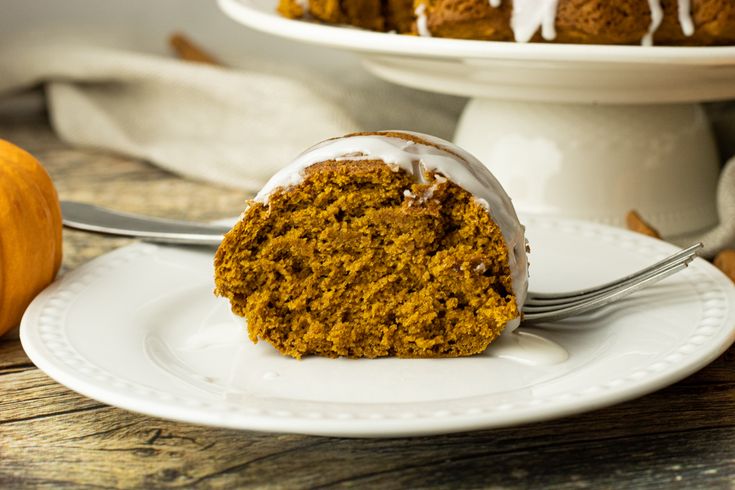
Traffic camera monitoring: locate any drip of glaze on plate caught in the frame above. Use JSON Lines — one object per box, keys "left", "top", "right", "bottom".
{"left": 486, "top": 331, "right": 568, "bottom": 366}
{"left": 253, "top": 131, "right": 529, "bottom": 319}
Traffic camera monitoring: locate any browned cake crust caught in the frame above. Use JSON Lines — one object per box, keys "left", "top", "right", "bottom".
{"left": 277, "top": 0, "right": 735, "bottom": 45}
{"left": 384, "top": 0, "right": 416, "bottom": 32}
{"left": 278, "top": 0, "right": 413, "bottom": 33}
{"left": 213, "top": 144, "right": 519, "bottom": 359}
{"left": 278, "top": 0, "right": 395, "bottom": 30}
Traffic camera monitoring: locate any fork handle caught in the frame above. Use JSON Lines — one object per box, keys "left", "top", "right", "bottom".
{"left": 61, "top": 201, "right": 231, "bottom": 246}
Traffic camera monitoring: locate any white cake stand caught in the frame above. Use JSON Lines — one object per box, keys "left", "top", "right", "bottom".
{"left": 219, "top": 0, "right": 735, "bottom": 237}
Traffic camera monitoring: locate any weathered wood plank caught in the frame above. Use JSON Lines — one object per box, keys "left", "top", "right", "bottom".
{"left": 0, "top": 369, "right": 104, "bottom": 424}
{"left": 1, "top": 407, "right": 324, "bottom": 488}
{"left": 0, "top": 340, "right": 32, "bottom": 372}
{"left": 1, "top": 396, "right": 734, "bottom": 489}
{"left": 305, "top": 428, "right": 735, "bottom": 489}
{"left": 1, "top": 348, "right": 734, "bottom": 488}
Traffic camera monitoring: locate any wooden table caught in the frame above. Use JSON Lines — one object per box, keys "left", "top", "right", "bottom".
{"left": 2, "top": 113, "right": 735, "bottom": 489}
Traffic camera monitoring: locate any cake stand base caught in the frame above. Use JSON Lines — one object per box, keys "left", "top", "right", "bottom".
{"left": 454, "top": 99, "right": 720, "bottom": 237}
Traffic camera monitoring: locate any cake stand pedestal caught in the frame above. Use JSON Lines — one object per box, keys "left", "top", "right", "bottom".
{"left": 453, "top": 100, "right": 718, "bottom": 236}
{"left": 219, "top": 0, "right": 735, "bottom": 237}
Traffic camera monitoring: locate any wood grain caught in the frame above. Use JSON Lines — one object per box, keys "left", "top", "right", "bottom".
{"left": 0, "top": 339, "right": 32, "bottom": 372}
{"left": 1, "top": 113, "right": 734, "bottom": 489}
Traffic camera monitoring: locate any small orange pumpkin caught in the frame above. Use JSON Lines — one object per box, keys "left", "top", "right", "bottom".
{"left": 0, "top": 140, "right": 63, "bottom": 336}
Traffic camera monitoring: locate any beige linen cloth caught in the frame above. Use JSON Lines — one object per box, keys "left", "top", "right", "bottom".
{"left": 0, "top": 43, "right": 732, "bottom": 257}
{"left": 0, "top": 43, "right": 463, "bottom": 188}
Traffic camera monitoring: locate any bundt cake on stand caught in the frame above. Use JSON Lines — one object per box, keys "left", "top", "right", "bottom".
{"left": 219, "top": 0, "right": 735, "bottom": 238}
{"left": 276, "top": 0, "right": 735, "bottom": 46}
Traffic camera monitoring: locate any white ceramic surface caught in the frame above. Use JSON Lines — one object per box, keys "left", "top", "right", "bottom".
{"left": 20, "top": 217, "right": 735, "bottom": 437}
{"left": 218, "top": 0, "right": 735, "bottom": 103}
{"left": 454, "top": 101, "right": 721, "bottom": 236}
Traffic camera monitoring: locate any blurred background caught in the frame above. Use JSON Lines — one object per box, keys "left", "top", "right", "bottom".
{"left": 0, "top": 0, "right": 355, "bottom": 120}
{"left": 0, "top": 0, "right": 356, "bottom": 71}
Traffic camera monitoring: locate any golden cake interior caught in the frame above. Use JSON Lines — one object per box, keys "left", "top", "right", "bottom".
{"left": 214, "top": 158, "right": 519, "bottom": 359}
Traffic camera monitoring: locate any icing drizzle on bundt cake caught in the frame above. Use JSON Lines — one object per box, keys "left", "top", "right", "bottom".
{"left": 510, "top": 0, "right": 560, "bottom": 43}
{"left": 279, "top": 0, "right": 733, "bottom": 46}
{"left": 253, "top": 131, "right": 529, "bottom": 310}
{"left": 414, "top": 0, "right": 695, "bottom": 45}
{"left": 677, "top": 0, "right": 694, "bottom": 36}
{"left": 642, "top": 0, "right": 665, "bottom": 46}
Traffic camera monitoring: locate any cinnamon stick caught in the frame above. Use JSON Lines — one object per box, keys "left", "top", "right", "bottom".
{"left": 626, "top": 210, "right": 661, "bottom": 239}
{"left": 714, "top": 249, "right": 735, "bottom": 283}
{"left": 169, "top": 33, "right": 222, "bottom": 66}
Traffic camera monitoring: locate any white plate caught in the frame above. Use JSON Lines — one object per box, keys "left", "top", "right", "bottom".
{"left": 21, "top": 217, "right": 735, "bottom": 437}
{"left": 217, "top": 0, "right": 735, "bottom": 103}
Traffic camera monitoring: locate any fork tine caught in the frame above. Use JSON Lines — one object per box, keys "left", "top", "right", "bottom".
{"left": 524, "top": 247, "right": 698, "bottom": 307}
{"left": 522, "top": 255, "right": 694, "bottom": 313}
{"left": 526, "top": 243, "right": 702, "bottom": 302}
{"left": 522, "top": 259, "right": 692, "bottom": 324}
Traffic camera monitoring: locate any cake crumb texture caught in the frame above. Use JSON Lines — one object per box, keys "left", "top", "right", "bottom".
{"left": 214, "top": 160, "right": 519, "bottom": 359}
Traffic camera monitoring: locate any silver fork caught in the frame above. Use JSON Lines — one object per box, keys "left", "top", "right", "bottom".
{"left": 522, "top": 243, "right": 701, "bottom": 323}
{"left": 60, "top": 201, "right": 702, "bottom": 324}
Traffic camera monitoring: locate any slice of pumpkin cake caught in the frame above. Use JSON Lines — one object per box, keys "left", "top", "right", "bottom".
{"left": 214, "top": 131, "right": 528, "bottom": 359}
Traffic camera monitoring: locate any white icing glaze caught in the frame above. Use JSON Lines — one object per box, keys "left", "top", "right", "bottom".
{"left": 420, "top": 0, "right": 696, "bottom": 46}
{"left": 511, "top": 0, "right": 559, "bottom": 42}
{"left": 642, "top": 0, "right": 664, "bottom": 46}
{"left": 415, "top": 4, "right": 431, "bottom": 37}
{"left": 678, "top": 0, "right": 694, "bottom": 37}
{"left": 253, "top": 132, "right": 530, "bottom": 321}
{"left": 486, "top": 331, "right": 568, "bottom": 365}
